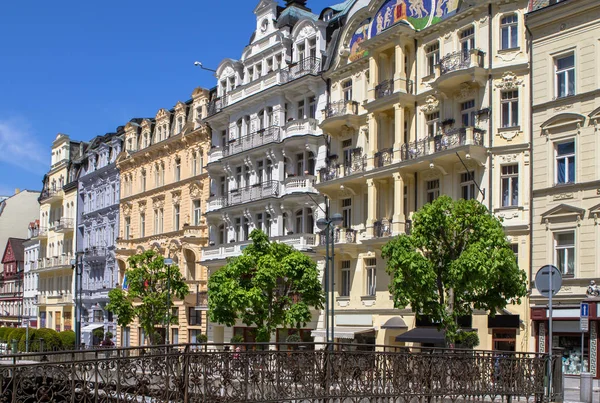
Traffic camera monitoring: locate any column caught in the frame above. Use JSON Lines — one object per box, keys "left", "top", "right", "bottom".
{"left": 368, "top": 53, "right": 379, "bottom": 101}
{"left": 394, "top": 104, "right": 405, "bottom": 162}
{"left": 367, "top": 113, "right": 379, "bottom": 170}
{"left": 366, "top": 179, "right": 377, "bottom": 238}
{"left": 393, "top": 173, "right": 405, "bottom": 235}
{"left": 394, "top": 44, "right": 406, "bottom": 85}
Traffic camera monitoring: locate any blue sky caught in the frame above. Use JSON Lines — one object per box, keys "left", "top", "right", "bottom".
{"left": 0, "top": 0, "right": 335, "bottom": 196}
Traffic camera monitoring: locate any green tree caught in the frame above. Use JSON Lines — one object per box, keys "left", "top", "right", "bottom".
{"left": 208, "top": 230, "right": 324, "bottom": 342}
{"left": 59, "top": 330, "right": 76, "bottom": 350}
{"left": 382, "top": 196, "right": 527, "bottom": 344}
{"left": 107, "top": 250, "right": 189, "bottom": 345}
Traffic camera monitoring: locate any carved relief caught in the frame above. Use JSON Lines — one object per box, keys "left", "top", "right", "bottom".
{"left": 554, "top": 104, "right": 573, "bottom": 112}
{"left": 553, "top": 193, "right": 574, "bottom": 201}
{"left": 499, "top": 130, "right": 520, "bottom": 141}
{"left": 138, "top": 201, "right": 147, "bottom": 212}
{"left": 152, "top": 197, "right": 165, "bottom": 209}
{"left": 455, "top": 83, "right": 475, "bottom": 101}
{"left": 122, "top": 202, "right": 132, "bottom": 217}
{"left": 420, "top": 95, "right": 439, "bottom": 113}
{"left": 297, "top": 25, "right": 316, "bottom": 42}
{"left": 172, "top": 191, "right": 181, "bottom": 205}
{"left": 495, "top": 72, "right": 523, "bottom": 90}
{"left": 189, "top": 182, "right": 202, "bottom": 200}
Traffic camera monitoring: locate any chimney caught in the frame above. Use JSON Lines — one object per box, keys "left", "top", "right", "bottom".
{"left": 14, "top": 188, "right": 20, "bottom": 195}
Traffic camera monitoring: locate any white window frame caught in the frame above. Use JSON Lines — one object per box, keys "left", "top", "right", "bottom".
{"left": 500, "top": 14, "right": 519, "bottom": 50}
{"left": 425, "top": 42, "right": 440, "bottom": 76}
{"left": 340, "top": 260, "right": 351, "bottom": 297}
{"left": 342, "top": 198, "right": 352, "bottom": 228}
{"left": 193, "top": 200, "right": 201, "bottom": 226}
{"left": 342, "top": 80, "right": 353, "bottom": 102}
{"left": 426, "top": 179, "right": 440, "bottom": 203}
{"left": 460, "top": 26, "right": 475, "bottom": 52}
{"left": 555, "top": 140, "right": 576, "bottom": 185}
{"left": 365, "top": 258, "right": 376, "bottom": 297}
{"left": 174, "top": 204, "right": 180, "bottom": 231}
{"left": 140, "top": 214, "right": 145, "bottom": 238}
{"left": 460, "top": 171, "right": 476, "bottom": 200}
{"left": 501, "top": 164, "right": 519, "bottom": 207}
{"left": 501, "top": 90, "right": 519, "bottom": 128}
{"left": 425, "top": 111, "right": 440, "bottom": 137}
{"left": 460, "top": 100, "right": 476, "bottom": 127}
{"left": 555, "top": 53, "right": 575, "bottom": 99}
{"left": 554, "top": 231, "right": 575, "bottom": 277}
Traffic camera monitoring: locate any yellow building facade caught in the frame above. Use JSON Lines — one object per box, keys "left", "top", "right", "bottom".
{"left": 315, "top": 0, "right": 532, "bottom": 351}
{"left": 115, "top": 88, "right": 211, "bottom": 347}
{"left": 35, "top": 134, "right": 85, "bottom": 332}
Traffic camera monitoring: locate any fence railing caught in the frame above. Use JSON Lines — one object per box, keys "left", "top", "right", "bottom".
{"left": 0, "top": 342, "right": 552, "bottom": 403}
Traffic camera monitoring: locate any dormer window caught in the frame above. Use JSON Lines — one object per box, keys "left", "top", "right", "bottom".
{"left": 308, "top": 38, "right": 317, "bottom": 58}
{"left": 247, "top": 66, "right": 254, "bottom": 83}
{"left": 323, "top": 9, "right": 334, "bottom": 22}
{"left": 266, "top": 58, "right": 273, "bottom": 73}
{"left": 177, "top": 116, "right": 183, "bottom": 133}
{"left": 228, "top": 76, "right": 235, "bottom": 91}
{"left": 297, "top": 43, "right": 306, "bottom": 61}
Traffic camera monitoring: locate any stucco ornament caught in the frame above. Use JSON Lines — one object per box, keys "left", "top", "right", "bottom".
{"left": 297, "top": 25, "right": 316, "bottom": 42}
{"left": 587, "top": 280, "right": 600, "bottom": 297}
{"left": 171, "top": 191, "right": 181, "bottom": 205}
{"left": 420, "top": 95, "right": 439, "bottom": 113}
{"left": 122, "top": 202, "right": 132, "bottom": 217}
{"left": 152, "top": 197, "right": 165, "bottom": 210}
{"left": 495, "top": 72, "right": 523, "bottom": 90}
{"left": 189, "top": 182, "right": 202, "bottom": 199}
{"left": 455, "top": 83, "right": 475, "bottom": 101}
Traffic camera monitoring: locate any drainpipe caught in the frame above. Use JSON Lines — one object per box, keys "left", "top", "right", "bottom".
{"left": 487, "top": 3, "right": 493, "bottom": 210}
{"left": 526, "top": 20, "right": 535, "bottom": 351}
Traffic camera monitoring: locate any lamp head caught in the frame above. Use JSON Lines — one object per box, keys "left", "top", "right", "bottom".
{"left": 316, "top": 218, "right": 328, "bottom": 231}
{"left": 331, "top": 213, "right": 343, "bottom": 227}
{"left": 164, "top": 258, "right": 174, "bottom": 266}
{"left": 194, "top": 61, "right": 202, "bottom": 67}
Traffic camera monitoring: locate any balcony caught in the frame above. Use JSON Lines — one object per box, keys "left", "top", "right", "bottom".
{"left": 283, "top": 175, "right": 316, "bottom": 195}
{"left": 318, "top": 152, "right": 366, "bottom": 184}
{"left": 284, "top": 118, "right": 319, "bottom": 139}
{"left": 375, "top": 79, "right": 394, "bottom": 99}
{"left": 400, "top": 127, "right": 485, "bottom": 161}
{"left": 194, "top": 291, "right": 209, "bottom": 311}
{"left": 36, "top": 255, "right": 73, "bottom": 271}
{"left": 208, "top": 147, "right": 224, "bottom": 163}
{"left": 55, "top": 218, "right": 74, "bottom": 233}
{"left": 324, "top": 100, "right": 359, "bottom": 119}
{"left": 374, "top": 148, "right": 394, "bottom": 168}
{"left": 436, "top": 49, "right": 486, "bottom": 90}
{"left": 274, "top": 233, "right": 316, "bottom": 251}
{"left": 201, "top": 241, "right": 251, "bottom": 262}
{"left": 31, "top": 227, "right": 48, "bottom": 240}
{"left": 207, "top": 196, "right": 228, "bottom": 212}
{"left": 207, "top": 57, "right": 321, "bottom": 117}
{"left": 319, "top": 228, "right": 358, "bottom": 246}
{"left": 228, "top": 181, "right": 279, "bottom": 208}
{"left": 38, "top": 293, "right": 73, "bottom": 305}
{"left": 83, "top": 247, "right": 107, "bottom": 262}
{"left": 39, "top": 189, "right": 63, "bottom": 203}
{"left": 224, "top": 126, "right": 281, "bottom": 158}
{"left": 374, "top": 219, "right": 392, "bottom": 238}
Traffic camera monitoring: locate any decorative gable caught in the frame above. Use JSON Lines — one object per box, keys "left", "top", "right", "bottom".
{"left": 541, "top": 203, "right": 586, "bottom": 223}
{"left": 540, "top": 113, "right": 586, "bottom": 131}
{"left": 1, "top": 241, "right": 13, "bottom": 264}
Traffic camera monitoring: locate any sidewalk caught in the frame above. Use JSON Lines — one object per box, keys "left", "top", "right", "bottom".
{"left": 564, "top": 376, "right": 600, "bottom": 403}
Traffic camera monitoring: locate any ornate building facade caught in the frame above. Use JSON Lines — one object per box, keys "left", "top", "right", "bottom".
{"left": 35, "top": 134, "right": 85, "bottom": 332}
{"left": 23, "top": 221, "right": 40, "bottom": 328}
{"left": 0, "top": 238, "right": 25, "bottom": 327}
{"left": 202, "top": 0, "right": 359, "bottom": 344}
{"left": 115, "top": 88, "right": 211, "bottom": 347}
{"left": 528, "top": 0, "right": 600, "bottom": 377}
{"left": 315, "top": 0, "right": 531, "bottom": 350}
{"left": 76, "top": 131, "right": 123, "bottom": 346}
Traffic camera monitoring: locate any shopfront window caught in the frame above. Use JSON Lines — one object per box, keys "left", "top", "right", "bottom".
{"left": 493, "top": 329, "right": 516, "bottom": 351}
{"left": 559, "top": 335, "right": 589, "bottom": 375}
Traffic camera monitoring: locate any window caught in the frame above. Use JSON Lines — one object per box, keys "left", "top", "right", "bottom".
{"left": 297, "top": 43, "right": 305, "bottom": 61}
{"left": 154, "top": 208, "right": 163, "bottom": 235}
{"left": 265, "top": 213, "right": 272, "bottom": 237}
{"left": 501, "top": 165, "right": 519, "bottom": 207}
{"left": 177, "top": 116, "right": 183, "bottom": 133}
{"left": 308, "top": 38, "right": 317, "bottom": 58}
{"left": 555, "top": 54, "right": 575, "bottom": 98}
{"left": 510, "top": 244, "right": 519, "bottom": 264}
{"left": 555, "top": 232, "right": 575, "bottom": 276}
{"left": 323, "top": 9, "right": 334, "bottom": 22}
{"left": 175, "top": 158, "right": 181, "bottom": 181}
{"left": 556, "top": 141, "right": 575, "bottom": 184}
{"left": 297, "top": 100, "right": 305, "bottom": 120}
{"left": 426, "top": 179, "right": 440, "bottom": 203}
{"left": 501, "top": 90, "right": 519, "bottom": 128}
{"left": 266, "top": 107, "right": 274, "bottom": 127}
{"left": 425, "top": 112, "right": 440, "bottom": 137}
{"left": 174, "top": 204, "right": 180, "bottom": 231}
{"left": 342, "top": 198, "right": 352, "bottom": 228}
{"left": 342, "top": 80, "right": 353, "bottom": 102}
{"left": 154, "top": 165, "right": 160, "bottom": 187}
{"left": 193, "top": 200, "right": 201, "bottom": 226}
{"left": 192, "top": 153, "right": 198, "bottom": 176}
{"left": 125, "top": 217, "right": 131, "bottom": 240}
{"left": 189, "top": 329, "right": 202, "bottom": 343}
{"left": 501, "top": 14, "right": 518, "bottom": 50}
{"left": 218, "top": 224, "right": 226, "bottom": 245}
{"left": 140, "top": 214, "right": 145, "bottom": 238}
{"left": 365, "top": 258, "right": 376, "bottom": 297}
{"left": 309, "top": 96, "right": 317, "bottom": 119}
{"left": 460, "top": 26, "right": 475, "bottom": 52}
{"left": 460, "top": 171, "right": 476, "bottom": 200}
{"left": 188, "top": 307, "right": 202, "bottom": 326}
{"left": 340, "top": 260, "right": 351, "bottom": 297}
{"left": 172, "top": 328, "right": 179, "bottom": 345}
{"left": 461, "top": 100, "right": 475, "bottom": 127}
{"left": 425, "top": 42, "right": 440, "bottom": 76}
{"left": 235, "top": 167, "right": 242, "bottom": 189}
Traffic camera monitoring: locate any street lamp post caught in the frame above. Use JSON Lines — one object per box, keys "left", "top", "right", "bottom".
{"left": 71, "top": 252, "right": 84, "bottom": 350}
{"left": 164, "top": 258, "right": 174, "bottom": 345}
{"left": 316, "top": 213, "right": 343, "bottom": 347}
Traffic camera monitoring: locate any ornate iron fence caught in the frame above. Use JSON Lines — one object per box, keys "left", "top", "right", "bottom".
{"left": 375, "top": 79, "right": 394, "bottom": 99}
{"left": 374, "top": 147, "right": 394, "bottom": 168}
{"left": 324, "top": 100, "right": 359, "bottom": 119}
{"left": 0, "top": 343, "right": 553, "bottom": 402}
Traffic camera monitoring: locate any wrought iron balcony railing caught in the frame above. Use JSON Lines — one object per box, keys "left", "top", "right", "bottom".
{"left": 374, "top": 148, "right": 394, "bottom": 168}
{"left": 374, "top": 219, "right": 392, "bottom": 238}
{"left": 208, "top": 181, "right": 280, "bottom": 213}
{"left": 224, "top": 126, "right": 281, "bottom": 157}
{"left": 400, "top": 127, "right": 484, "bottom": 161}
{"left": 439, "top": 49, "right": 485, "bottom": 75}
{"left": 318, "top": 151, "right": 366, "bottom": 183}
{"left": 56, "top": 218, "right": 74, "bottom": 232}
{"left": 83, "top": 247, "right": 107, "bottom": 261}
{"left": 324, "top": 100, "right": 359, "bottom": 119}
{"left": 319, "top": 228, "right": 357, "bottom": 245}
{"left": 280, "top": 56, "right": 321, "bottom": 83}
{"left": 375, "top": 79, "right": 394, "bottom": 99}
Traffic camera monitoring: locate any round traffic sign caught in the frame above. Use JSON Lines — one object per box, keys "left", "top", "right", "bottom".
{"left": 535, "top": 265, "right": 562, "bottom": 297}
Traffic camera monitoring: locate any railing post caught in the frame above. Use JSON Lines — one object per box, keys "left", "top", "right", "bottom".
{"left": 94, "top": 350, "right": 99, "bottom": 403}
{"left": 115, "top": 348, "right": 121, "bottom": 402}
{"left": 552, "top": 349, "right": 564, "bottom": 403}
{"left": 183, "top": 344, "right": 190, "bottom": 403}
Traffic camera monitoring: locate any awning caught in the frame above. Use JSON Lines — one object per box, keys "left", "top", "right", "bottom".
{"left": 311, "top": 327, "right": 374, "bottom": 339}
{"left": 395, "top": 327, "right": 446, "bottom": 344}
{"left": 81, "top": 324, "right": 104, "bottom": 333}
{"left": 381, "top": 317, "right": 408, "bottom": 329}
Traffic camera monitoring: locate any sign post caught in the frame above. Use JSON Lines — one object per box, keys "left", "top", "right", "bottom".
{"left": 535, "top": 265, "right": 563, "bottom": 400}
{"left": 581, "top": 302, "right": 589, "bottom": 372}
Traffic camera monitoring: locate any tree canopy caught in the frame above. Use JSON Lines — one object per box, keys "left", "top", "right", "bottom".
{"left": 208, "top": 230, "right": 324, "bottom": 342}
{"left": 381, "top": 196, "right": 527, "bottom": 342}
{"left": 107, "top": 250, "right": 189, "bottom": 345}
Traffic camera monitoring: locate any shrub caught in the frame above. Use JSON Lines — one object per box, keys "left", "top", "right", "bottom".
{"left": 230, "top": 335, "right": 244, "bottom": 344}
{"left": 6, "top": 328, "right": 26, "bottom": 350}
{"left": 17, "top": 328, "right": 36, "bottom": 352}
{"left": 93, "top": 328, "right": 104, "bottom": 340}
{"left": 455, "top": 331, "right": 480, "bottom": 349}
{"left": 0, "top": 327, "right": 12, "bottom": 342}
{"left": 197, "top": 334, "right": 208, "bottom": 343}
{"left": 25, "top": 328, "right": 62, "bottom": 352}
{"left": 59, "top": 330, "right": 76, "bottom": 350}
{"left": 105, "top": 331, "right": 113, "bottom": 339}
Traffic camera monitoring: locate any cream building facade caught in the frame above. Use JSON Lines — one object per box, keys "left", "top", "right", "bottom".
{"left": 35, "top": 134, "right": 85, "bottom": 332}
{"left": 115, "top": 88, "right": 211, "bottom": 347}
{"left": 315, "top": 0, "right": 532, "bottom": 351}
{"left": 528, "top": 0, "right": 600, "bottom": 378}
